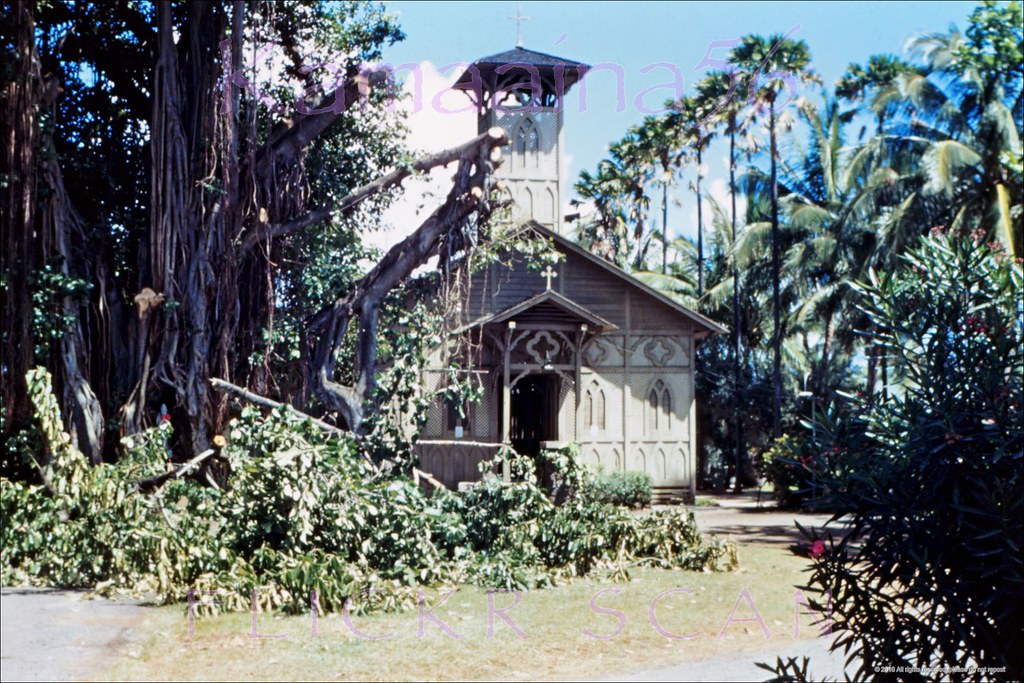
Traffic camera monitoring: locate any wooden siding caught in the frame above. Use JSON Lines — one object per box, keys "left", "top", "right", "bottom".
{"left": 465, "top": 247, "right": 693, "bottom": 336}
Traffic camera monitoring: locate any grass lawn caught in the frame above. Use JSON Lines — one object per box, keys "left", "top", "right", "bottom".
{"left": 107, "top": 544, "right": 829, "bottom": 681}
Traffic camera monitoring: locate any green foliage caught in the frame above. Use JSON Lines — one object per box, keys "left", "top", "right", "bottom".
{"left": 761, "top": 434, "right": 813, "bottom": 509}
{"left": 768, "top": 232, "right": 1023, "bottom": 680}
{"left": 590, "top": 469, "right": 653, "bottom": 509}
{"left": 30, "top": 263, "right": 93, "bottom": 361}
{"left": 3, "top": 375, "right": 736, "bottom": 615}
{"left": 2, "top": 368, "right": 210, "bottom": 594}
{"left": 763, "top": 408, "right": 872, "bottom": 511}
{"left": 956, "top": 0, "right": 1023, "bottom": 89}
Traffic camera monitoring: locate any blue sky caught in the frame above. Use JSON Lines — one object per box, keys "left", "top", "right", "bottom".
{"left": 377, "top": 1, "right": 977, "bottom": 242}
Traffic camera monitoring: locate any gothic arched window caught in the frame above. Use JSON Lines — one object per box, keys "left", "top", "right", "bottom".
{"left": 513, "top": 118, "right": 539, "bottom": 169}
{"left": 584, "top": 380, "right": 606, "bottom": 434}
{"left": 646, "top": 379, "right": 672, "bottom": 435}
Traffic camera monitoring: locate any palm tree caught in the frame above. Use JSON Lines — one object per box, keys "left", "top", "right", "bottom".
{"left": 572, "top": 161, "right": 629, "bottom": 264}
{"left": 902, "top": 14, "right": 1022, "bottom": 257}
{"left": 837, "top": 55, "right": 923, "bottom": 139}
{"left": 572, "top": 127, "right": 660, "bottom": 271}
{"left": 633, "top": 114, "right": 683, "bottom": 274}
{"left": 730, "top": 34, "right": 818, "bottom": 440}
{"left": 694, "top": 70, "right": 753, "bottom": 490}
{"left": 776, "top": 95, "right": 881, "bottom": 402}
{"left": 835, "top": 55, "right": 922, "bottom": 400}
{"left": 669, "top": 96, "right": 717, "bottom": 296}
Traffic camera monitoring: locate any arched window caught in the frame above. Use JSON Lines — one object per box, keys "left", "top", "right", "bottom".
{"left": 521, "top": 185, "right": 534, "bottom": 217}
{"left": 646, "top": 379, "right": 672, "bottom": 435}
{"left": 526, "top": 123, "right": 539, "bottom": 167}
{"left": 648, "top": 388, "right": 660, "bottom": 431}
{"left": 584, "top": 380, "right": 606, "bottom": 435}
{"left": 513, "top": 118, "right": 539, "bottom": 170}
{"left": 539, "top": 186, "right": 556, "bottom": 225}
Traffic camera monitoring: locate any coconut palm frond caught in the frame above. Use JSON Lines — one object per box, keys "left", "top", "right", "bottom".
{"left": 921, "top": 140, "right": 982, "bottom": 195}
{"left": 734, "top": 221, "right": 772, "bottom": 268}
{"left": 701, "top": 274, "right": 735, "bottom": 310}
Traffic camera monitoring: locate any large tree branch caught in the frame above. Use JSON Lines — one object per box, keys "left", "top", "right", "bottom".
{"left": 307, "top": 128, "right": 507, "bottom": 432}
{"left": 209, "top": 376, "right": 379, "bottom": 471}
{"left": 137, "top": 448, "right": 216, "bottom": 493}
{"left": 210, "top": 377, "right": 344, "bottom": 436}
{"left": 252, "top": 66, "right": 388, "bottom": 183}
{"left": 241, "top": 129, "right": 507, "bottom": 252}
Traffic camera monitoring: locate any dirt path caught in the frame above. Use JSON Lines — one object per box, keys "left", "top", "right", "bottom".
{"left": 686, "top": 491, "right": 845, "bottom": 547}
{"left": 0, "top": 588, "right": 150, "bottom": 682}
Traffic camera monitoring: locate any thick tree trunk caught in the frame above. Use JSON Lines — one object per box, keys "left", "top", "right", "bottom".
{"left": 6, "top": 2, "right": 495, "bottom": 471}
{"left": 43, "top": 151, "right": 105, "bottom": 464}
{"left": 1, "top": 0, "right": 42, "bottom": 470}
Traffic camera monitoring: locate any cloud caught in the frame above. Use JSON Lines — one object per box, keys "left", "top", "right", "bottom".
{"left": 681, "top": 177, "right": 747, "bottom": 241}
{"left": 370, "top": 61, "right": 477, "bottom": 254}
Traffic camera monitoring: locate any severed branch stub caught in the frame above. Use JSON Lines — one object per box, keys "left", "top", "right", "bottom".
{"left": 137, "top": 448, "right": 216, "bottom": 493}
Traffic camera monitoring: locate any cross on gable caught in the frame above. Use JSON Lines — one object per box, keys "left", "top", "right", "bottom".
{"left": 508, "top": 7, "right": 531, "bottom": 47}
{"left": 541, "top": 264, "right": 558, "bottom": 290}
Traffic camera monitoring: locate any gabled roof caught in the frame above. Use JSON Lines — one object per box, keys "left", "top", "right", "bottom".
{"left": 523, "top": 222, "right": 728, "bottom": 338}
{"left": 458, "top": 288, "right": 615, "bottom": 333}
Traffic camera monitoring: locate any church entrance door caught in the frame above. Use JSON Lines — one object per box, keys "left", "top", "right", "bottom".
{"left": 509, "top": 373, "right": 559, "bottom": 458}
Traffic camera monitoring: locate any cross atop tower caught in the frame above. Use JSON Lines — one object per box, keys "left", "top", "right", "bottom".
{"left": 508, "top": 7, "right": 530, "bottom": 47}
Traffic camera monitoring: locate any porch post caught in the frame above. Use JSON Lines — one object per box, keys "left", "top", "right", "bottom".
{"left": 574, "top": 324, "right": 586, "bottom": 440}
{"left": 501, "top": 320, "right": 515, "bottom": 481}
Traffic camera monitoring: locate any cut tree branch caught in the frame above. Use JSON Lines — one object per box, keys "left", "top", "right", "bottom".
{"left": 209, "top": 377, "right": 379, "bottom": 471}
{"left": 210, "top": 377, "right": 344, "bottom": 436}
{"left": 242, "top": 130, "right": 508, "bottom": 252}
{"left": 137, "top": 448, "right": 216, "bottom": 493}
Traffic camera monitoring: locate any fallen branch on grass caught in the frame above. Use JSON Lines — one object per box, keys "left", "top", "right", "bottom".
{"left": 208, "top": 377, "right": 379, "bottom": 471}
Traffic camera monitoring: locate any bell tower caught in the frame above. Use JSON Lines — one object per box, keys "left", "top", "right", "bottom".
{"left": 453, "top": 47, "right": 589, "bottom": 233}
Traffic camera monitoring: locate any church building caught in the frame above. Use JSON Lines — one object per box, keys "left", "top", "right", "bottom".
{"left": 416, "top": 43, "right": 725, "bottom": 502}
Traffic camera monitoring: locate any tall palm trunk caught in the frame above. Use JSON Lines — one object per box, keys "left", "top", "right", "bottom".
{"left": 729, "top": 113, "right": 745, "bottom": 492}
{"left": 661, "top": 181, "right": 668, "bottom": 274}
{"left": 696, "top": 147, "right": 704, "bottom": 297}
{"left": 769, "top": 98, "right": 783, "bottom": 439}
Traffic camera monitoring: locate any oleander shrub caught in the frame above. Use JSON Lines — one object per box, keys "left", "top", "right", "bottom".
{"left": 763, "top": 232, "right": 1024, "bottom": 680}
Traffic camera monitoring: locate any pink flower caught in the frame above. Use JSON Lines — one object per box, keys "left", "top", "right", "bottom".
{"left": 809, "top": 540, "right": 827, "bottom": 559}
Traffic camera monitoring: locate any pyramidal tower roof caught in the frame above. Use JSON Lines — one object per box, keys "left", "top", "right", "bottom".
{"left": 452, "top": 46, "right": 590, "bottom": 108}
